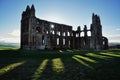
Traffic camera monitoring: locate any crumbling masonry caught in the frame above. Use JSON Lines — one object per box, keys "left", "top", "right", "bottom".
{"left": 21, "top": 5, "right": 108, "bottom": 50}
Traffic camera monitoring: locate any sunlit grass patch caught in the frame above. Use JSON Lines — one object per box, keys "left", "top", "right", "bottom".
{"left": 66, "top": 49, "right": 74, "bottom": 52}
{"left": 0, "top": 61, "right": 25, "bottom": 76}
{"left": 72, "top": 56, "right": 94, "bottom": 69}
{"left": 86, "top": 53, "right": 112, "bottom": 59}
{"left": 32, "top": 59, "right": 48, "bottom": 80}
{"left": 59, "top": 50, "right": 64, "bottom": 53}
{"left": 74, "top": 55, "right": 97, "bottom": 63}
{"left": 100, "top": 52, "right": 120, "bottom": 57}
{"left": 52, "top": 58, "right": 64, "bottom": 73}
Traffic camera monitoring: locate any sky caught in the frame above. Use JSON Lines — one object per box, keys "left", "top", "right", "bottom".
{"left": 0, "top": 0, "right": 120, "bottom": 43}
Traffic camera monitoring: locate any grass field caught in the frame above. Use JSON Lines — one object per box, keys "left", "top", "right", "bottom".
{"left": 0, "top": 48, "right": 120, "bottom": 80}
{"left": 0, "top": 45, "right": 19, "bottom": 50}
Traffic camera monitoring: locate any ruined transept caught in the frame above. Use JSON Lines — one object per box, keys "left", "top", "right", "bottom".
{"left": 21, "top": 5, "right": 108, "bottom": 50}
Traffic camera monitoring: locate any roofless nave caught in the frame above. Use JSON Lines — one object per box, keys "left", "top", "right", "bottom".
{"left": 21, "top": 5, "right": 108, "bottom": 50}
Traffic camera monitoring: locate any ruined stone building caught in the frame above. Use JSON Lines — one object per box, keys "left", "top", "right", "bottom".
{"left": 21, "top": 5, "right": 108, "bottom": 50}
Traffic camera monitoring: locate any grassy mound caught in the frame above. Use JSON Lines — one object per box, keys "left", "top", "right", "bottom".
{"left": 0, "top": 48, "right": 120, "bottom": 80}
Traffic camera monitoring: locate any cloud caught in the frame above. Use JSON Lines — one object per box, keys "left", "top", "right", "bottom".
{"left": 0, "top": 37, "right": 20, "bottom": 43}
{"left": 109, "top": 39, "right": 120, "bottom": 43}
{"left": 107, "top": 34, "right": 120, "bottom": 38}
{"left": 105, "top": 34, "right": 120, "bottom": 43}
{"left": 0, "top": 29, "right": 20, "bottom": 43}
{"left": 9, "top": 29, "right": 20, "bottom": 37}
{"left": 116, "top": 28, "right": 120, "bottom": 31}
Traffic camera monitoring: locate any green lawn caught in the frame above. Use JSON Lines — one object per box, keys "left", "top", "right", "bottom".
{"left": 0, "top": 48, "right": 120, "bottom": 80}
{"left": 0, "top": 46, "right": 19, "bottom": 50}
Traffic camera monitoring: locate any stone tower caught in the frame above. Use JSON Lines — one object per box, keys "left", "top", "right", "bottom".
{"left": 90, "top": 13, "right": 103, "bottom": 50}
{"left": 21, "top": 5, "right": 36, "bottom": 49}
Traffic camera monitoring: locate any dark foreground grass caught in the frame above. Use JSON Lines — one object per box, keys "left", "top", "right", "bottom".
{"left": 0, "top": 49, "right": 120, "bottom": 80}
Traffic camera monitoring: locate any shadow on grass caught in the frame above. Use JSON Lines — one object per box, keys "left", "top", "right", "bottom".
{"left": 0, "top": 49, "right": 120, "bottom": 80}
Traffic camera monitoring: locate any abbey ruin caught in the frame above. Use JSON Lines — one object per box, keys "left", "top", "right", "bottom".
{"left": 21, "top": 5, "right": 108, "bottom": 50}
